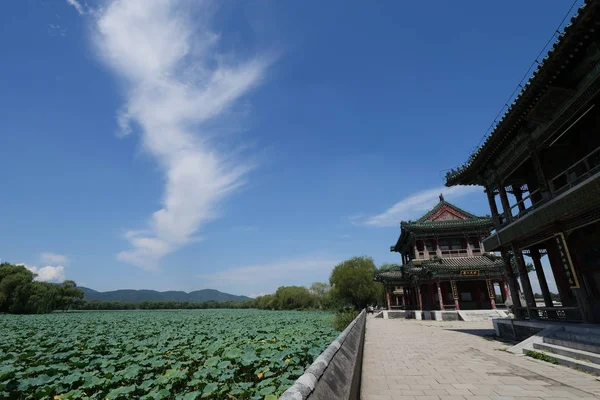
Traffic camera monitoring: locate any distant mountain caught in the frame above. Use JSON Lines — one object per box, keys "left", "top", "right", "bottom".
{"left": 78, "top": 287, "right": 251, "bottom": 303}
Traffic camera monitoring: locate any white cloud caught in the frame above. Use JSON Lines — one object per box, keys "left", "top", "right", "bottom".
{"left": 66, "top": 0, "right": 85, "bottom": 15}
{"left": 86, "top": 0, "right": 269, "bottom": 269}
{"left": 198, "top": 255, "right": 339, "bottom": 296}
{"left": 40, "top": 252, "right": 69, "bottom": 265}
{"left": 21, "top": 264, "right": 66, "bottom": 283}
{"left": 363, "top": 185, "right": 482, "bottom": 227}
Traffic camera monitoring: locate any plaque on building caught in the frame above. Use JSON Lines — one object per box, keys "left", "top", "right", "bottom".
{"left": 554, "top": 232, "right": 580, "bottom": 289}
{"left": 451, "top": 280, "right": 459, "bottom": 300}
{"left": 460, "top": 270, "right": 480, "bottom": 276}
{"left": 486, "top": 279, "right": 495, "bottom": 299}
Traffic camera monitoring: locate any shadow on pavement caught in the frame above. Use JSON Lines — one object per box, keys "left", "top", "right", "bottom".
{"left": 444, "top": 328, "right": 516, "bottom": 344}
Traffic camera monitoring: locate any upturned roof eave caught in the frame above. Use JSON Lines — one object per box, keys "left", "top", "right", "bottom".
{"left": 445, "top": 0, "right": 597, "bottom": 187}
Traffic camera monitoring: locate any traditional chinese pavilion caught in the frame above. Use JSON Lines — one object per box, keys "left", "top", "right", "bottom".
{"left": 445, "top": 0, "right": 600, "bottom": 323}
{"left": 376, "top": 196, "right": 507, "bottom": 311}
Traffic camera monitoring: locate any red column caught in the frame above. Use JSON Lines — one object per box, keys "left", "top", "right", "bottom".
{"left": 487, "top": 280, "right": 497, "bottom": 310}
{"left": 386, "top": 289, "right": 391, "bottom": 310}
{"left": 451, "top": 279, "right": 460, "bottom": 310}
{"left": 501, "top": 276, "right": 509, "bottom": 302}
{"left": 437, "top": 280, "right": 445, "bottom": 310}
{"left": 401, "top": 288, "right": 406, "bottom": 308}
{"left": 500, "top": 249, "right": 522, "bottom": 309}
{"left": 416, "top": 285, "right": 423, "bottom": 311}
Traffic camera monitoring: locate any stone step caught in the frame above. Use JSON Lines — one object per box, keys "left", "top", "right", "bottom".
{"left": 545, "top": 336, "right": 600, "bottom": 355}
{"left": 553, "top": 330, "right": 600, "bottom": 345}
{"left": 533, "top": 342, "right": 600, "bottom": 365}
{"left": 524, "top": 347, "right": 600, "bottom": 376}
{"left": 563, "top": 325, "right": 600, "bottom": 336}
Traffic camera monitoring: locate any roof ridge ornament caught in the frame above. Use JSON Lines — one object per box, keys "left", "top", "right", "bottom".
{"left": 439, "top": 193, "right": 445, "bottom": 202}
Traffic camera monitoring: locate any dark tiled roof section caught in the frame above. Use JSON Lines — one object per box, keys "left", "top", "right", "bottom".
{"left": 375, "top": 255, "right": 503, "bottom": 282}
{"left": 416, "top": 200, "right": 479, "bottom": 222}
{"left": 376, "top": 270, "right": 404, "bottom": 280}
{"left": 423, "top": 255, "right": 504, "bottom": 270}
{"left": 445, "top": 0, "right": 599, "bottom": 186}
{"left": 401, "top": 217, "right": 493, "bottom": 232}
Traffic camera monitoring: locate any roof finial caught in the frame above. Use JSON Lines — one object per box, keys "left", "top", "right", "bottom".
{"left": 439, "top": 193, "right": 444, "bottom": 202}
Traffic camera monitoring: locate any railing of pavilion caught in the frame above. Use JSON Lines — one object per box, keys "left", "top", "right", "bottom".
{"left": 440, "top": 249, "right": 469, "bottom": 258}
{"left": 495, "top": 145, "right": 600, "bottom": 227}
{"left": 515, "top": 306, "right": 583, "bottom": 322}
{"left": 418, "top": 249, "right": 479, "bottom": 259}
{"left": 550, "top": 144, "right": 600, "bottom": 195}
{"left": 508, "top": 188, "right": 540, "bottom": 217}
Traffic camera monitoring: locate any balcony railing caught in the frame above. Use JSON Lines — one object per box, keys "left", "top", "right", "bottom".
{"left": 550, "top": 144, "right": 600, "bottom": 195}
{"left": 509, "top": 188, "right": 541, "bottom": 218}
{"left": 496, "top": 145, "right": 600, "bottom": 228}
{"left": 440, "top": 249, "right": 469, "bottom": 258}
{"left": 418, "top": 248, "right": 481, "bottom": 259}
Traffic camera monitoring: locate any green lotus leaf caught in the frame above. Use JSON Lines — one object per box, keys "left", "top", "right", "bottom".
{"left": 204, "top": 356, "right": 220, "bottom": 368}
{"left": 182, "top": 391, "right": 201, "bottom": 400}
{"left": 201, "top": 382, "right": 218, "bottom": 396}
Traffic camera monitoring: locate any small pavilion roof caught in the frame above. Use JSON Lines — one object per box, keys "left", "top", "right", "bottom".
{"left": 421, "top": 255, "right": 503, "bottom": 271}
{"left": 375, "top": 254, "right": 503, "bottom": 283}
{"left": 391, "top": 199, "right": 493, "bottom": 253}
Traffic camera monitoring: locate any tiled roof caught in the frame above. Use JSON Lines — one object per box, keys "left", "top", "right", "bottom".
{"left": 416, "top": 200, "right": 478, "bottom": 222}
{"left": 445, "top": 0, "right": 599, "bottom": 186}
{"left": 401, "top": 218, "right": 492, "bottom": 232}
{"left": 376, "top": 270, "right": 404, "bottom": 280}
{"left": 376, "top": 254, "right": 504, "bottom": 283}
{"left": 423, "top": 255, "right": 504, "bottom": 270}
{"left": 391, "top": 200, "right": 494, "bottom": 252}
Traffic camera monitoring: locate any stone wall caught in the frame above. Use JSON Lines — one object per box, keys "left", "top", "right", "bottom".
{"left": 493, "top": 318, "right": 547, "bottom": 341}
{"left": 388, "top": 311, "right": 405, "bottom": 319}
{"left": 279, "top": 310, "right": 366, "bottom": 400}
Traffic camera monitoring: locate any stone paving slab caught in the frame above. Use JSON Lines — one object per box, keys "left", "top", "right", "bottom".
{"left": 361, "top": 316, "right": 600, "bottom": 400}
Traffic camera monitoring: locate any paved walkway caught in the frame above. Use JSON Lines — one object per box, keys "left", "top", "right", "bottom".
{"left": 361, "top": 316, "right": 600, "bottom": 400}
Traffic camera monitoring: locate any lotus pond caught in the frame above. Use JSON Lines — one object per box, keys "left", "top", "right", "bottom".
{"left": 0, "top": 309, "right": 338, "bottom": 400}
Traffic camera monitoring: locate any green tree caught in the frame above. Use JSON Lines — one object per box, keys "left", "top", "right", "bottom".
{"left": 0, "top": 262, "right": 84, "bottom": 314}
{"left": 254, "top": 294, "right": 275, "bottom": 310}
{"left": 272, "top": 286, "right": 315, "bottom": 310}
{"left": 309, "top": 282, "right": 330, "bottom": 309}
{"left": 329, "top": 256, "right": 383, "bottom": 309}
{"left": 0, "top": 263, "right": 36, "bottom": 313}
{"left": 378, "top": 262, "right": 400, "bottom": 272}
{"left": 58, "top": 280, "right": 84, "bottom": 311}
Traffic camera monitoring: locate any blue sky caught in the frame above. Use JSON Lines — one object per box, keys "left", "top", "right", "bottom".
{"left": 0, "top": 0, "right": 578, "bottom": 296}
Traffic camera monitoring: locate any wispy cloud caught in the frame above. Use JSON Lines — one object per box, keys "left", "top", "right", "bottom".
{"left": 48, "top": 23, "right": 67, "bottom": 37}
{"left": 40, "top": 252, "right": 69, "bottom": 265}
{"left": 363, "top": 185, "right": 481, "bottom": 227}
{"left": 66, "top": 0, "right": 85, "bottom": 15}
{"left": 84, "top": 1, "right": 270, "bottom": 269}
{"left": 198, "top": 255, "right": 339, "bottom": 296}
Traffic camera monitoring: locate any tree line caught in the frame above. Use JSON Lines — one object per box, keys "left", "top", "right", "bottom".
{"left": 0, "top": 263, "right": 84, "bottom": 314}
{"left": 78, "top": 300, "right": 254, "bottom": 310}
{"left": 1, "top": 256, "right": 392, "bottom": 314}
{"left": 253, "top": 256, "right": 388, "bottom": 311}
